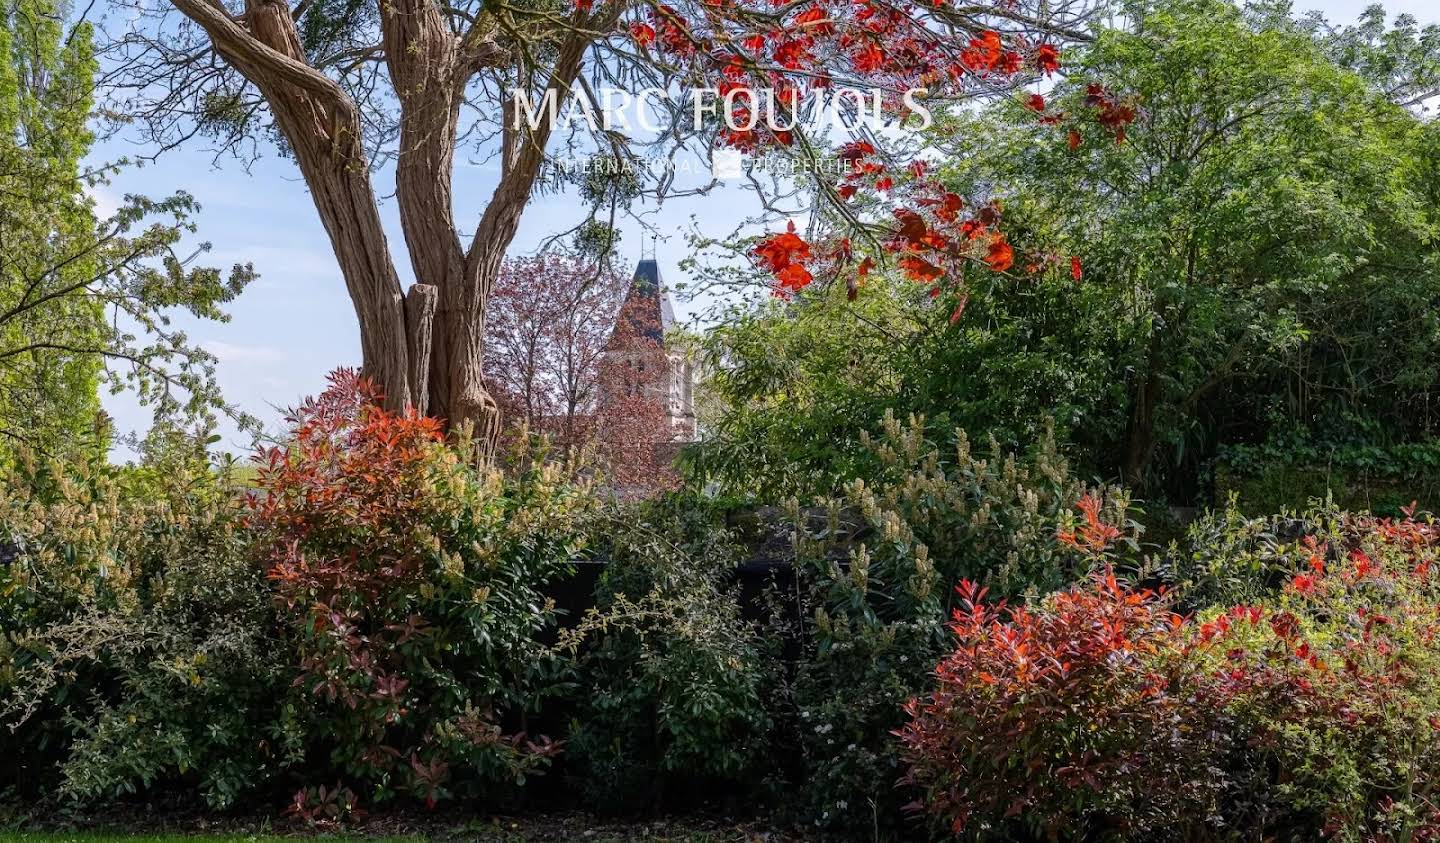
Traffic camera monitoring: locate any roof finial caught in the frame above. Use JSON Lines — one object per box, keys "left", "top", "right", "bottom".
{"left": 641, "top": 232, "right": 656, "bottom": 261}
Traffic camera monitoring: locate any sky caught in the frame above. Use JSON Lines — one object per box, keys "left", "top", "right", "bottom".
{"left": 92, "top": 0, "right": 1439, "bottom": 458}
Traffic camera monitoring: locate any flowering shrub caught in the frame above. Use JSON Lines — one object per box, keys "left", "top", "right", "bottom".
{"left": 248, "top": 370, "right": 590, "bottom": 808}
{"left": 896, "top": 574, "right": 1219, "bottom": 838}
{"left": 901, "top": 503, "right": 1440, "bottom": 841}
{"left": 1192, "top": 511, "right": 1440, "bottom": 841}
{"left": 787, "top": 412, "right": 1136, "bottom": 831}
{"left": 0, "top": 432, "right": 282, "bottom": 809}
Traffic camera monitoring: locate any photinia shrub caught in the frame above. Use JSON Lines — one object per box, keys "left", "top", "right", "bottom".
{"left": 901, "top": 502, "right": 1440, "bottom": 841}
{"left": 248, "top": 369, "right": 591, "bottom": 808}
{"left": 1191, "top": 510, "right": 1440, "bottom": 841}
{"left": 895, "top": 573, "right": 1220, "bottom": 839}
{"left": 786, "top": 411, "right": 1137, "bottom": 832}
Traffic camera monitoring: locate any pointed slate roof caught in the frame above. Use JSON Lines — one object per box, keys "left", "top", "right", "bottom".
{"left": 606, "top": 258, "right": 676, "bottom": 351}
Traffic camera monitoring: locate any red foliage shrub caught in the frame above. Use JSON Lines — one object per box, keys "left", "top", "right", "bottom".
{"left": 247, "top": 370, "right": 586, "bottom": 808}
{"left": 901, "top": 505, "right": 1440, "bottom": 841}
{"left": 896, "top": 573, "right": 1218, "bottom": 838}
{"left": 1189, "top": 515, "right": 1440, "bottom": 841}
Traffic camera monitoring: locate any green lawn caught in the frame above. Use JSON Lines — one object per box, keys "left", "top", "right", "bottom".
{"left": 0, "top": 827, "right": 773, "bottom": 842}
{"left": 0, "top": 837, "right": 424, "bottom": 843}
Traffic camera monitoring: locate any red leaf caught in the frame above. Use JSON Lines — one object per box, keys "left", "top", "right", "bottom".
{"left": 753, "top": 220, "right": 811, "bottom": 274}
{"left": 1036, "top": 43, "right": 1060, "bottom": 76}
{"left": 899, "top": 255, "right": 944, "bottom": 282}
{"left": 629, "top": 22, "right": 656, "bottom": 46}
{"left": 984, "top": 237, "right": 1013, "bottom": 272}
{"left": 893, "top": 209, "right": 929, "bottom": 244}
{"left": 949, "top": 293, "right": 970, "bottom": 324}
{"left": 775, "top": 261, "right": 814, "bottom": 292}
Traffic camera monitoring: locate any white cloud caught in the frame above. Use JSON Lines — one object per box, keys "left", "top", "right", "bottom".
{"left": 86, "top": 184, "right": 122, "bottom": 219}
{"left": 201, "top": 340, "right": 287, "bottom": 364}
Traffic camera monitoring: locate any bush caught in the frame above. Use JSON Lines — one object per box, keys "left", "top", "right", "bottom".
{"left": 562, "top": 497, "right": 775, "bottom": 812}
{"left": 248, "top": 370, "right": 591, "bottom": 808}
{"left": 0, "top": 433, "right": 282, "bottom": 810}
{"left": 786, "top": 412, "right": 1135, "bottom": 832}
{"left": 897, "top": 573, "right": 1219, "bottom": 839}
{"left": 1192, "top": 510, "right": 1440, "bottom": 840}
{"left": 901, "top": 504, "right": 1440, "bottom": 841}
{"left": 1213, "top": 445, "right": 1440, "bottom": 517}
{"left": 1160, "top": 498, "right": 1341, "bottom": 608}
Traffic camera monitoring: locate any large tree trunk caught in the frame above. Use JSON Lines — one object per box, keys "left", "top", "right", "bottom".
{"left": 172, "top": 0, "right": 424, "bottom": 413}
{"left": 379, "top": 0, "right": 500, "bottom": 441}
{"left": 166, "top": 0, "right": 600, "bottom": 448}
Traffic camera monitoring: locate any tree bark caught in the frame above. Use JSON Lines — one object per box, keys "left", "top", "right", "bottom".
{"left": 166, "top": 0, "right": 601, "bottom": 448}
{"left": 1123, "top": 375, "right": 1158, "bottom": 490}
{"left": 404, "top": 283, "right": 438, "bottom": 413}
{"left": 170, "top": 0, "right": 419, "bottom": 412}
{"left": 437, "top": 24, "right": 595, "bottom": 449}
{"left": 1123, "top": 330, "right": 1164, "bottom": 489}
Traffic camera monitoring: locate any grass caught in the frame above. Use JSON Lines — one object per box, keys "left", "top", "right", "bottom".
{"left": 0, "top": 830, "right": 743, "bottom": 835}
{"left": 0, "top": 808, "right": 797, "bottom": 842}
{"left": 0, "top": 837, "right": 419, "bottom": 843}
{"left": 0, "top": 837, "right": 426, "bottom": 843}
{"left": 0, "top": 826, "right": 776, "bottom": 842}
{"left": 0, "top": 837, "right": 727, "bottom": 843}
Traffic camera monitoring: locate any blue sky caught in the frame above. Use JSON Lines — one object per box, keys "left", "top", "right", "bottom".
{"left": 92, "top": 0, "right": 1439, "bottom": 457}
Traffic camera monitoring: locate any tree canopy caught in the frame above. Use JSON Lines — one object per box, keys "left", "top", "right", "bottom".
{"left": 690, "top": 0, "right": 1440, "bottom": 501}
{"left": 0, "top": 0, "right": 251, "bottom": 461}
{"left": 94, "top": 0, "right": 1123, "bottom": 442}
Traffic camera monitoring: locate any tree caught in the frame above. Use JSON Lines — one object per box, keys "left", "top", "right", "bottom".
{"left": 694, "top": 0, "right": 1440, "bottom": 500}
{"left": 1305, "top": 2, "right": 1440, "bottom": 110}
{"left": 103, "top": 0, "right": 1110, "bottom": 444}
{"left": 0, "top": 0, "right": 250, "bottom": 460}
{"left": 938, "top": 0, "right": 1440, "bottom": 492}
{"left": 483, "top": 255, "right": 626, "bottom": 443}
{"left": 687, "top": 268, "right": 1113, "bottom": 499}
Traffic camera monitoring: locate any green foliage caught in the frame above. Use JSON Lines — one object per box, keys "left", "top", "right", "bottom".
{"left": 1308, "top": 2, "right": 1440, "bottom": 107}
{"left": 563, "top": 497, "right": 774, "bottom": 812}
{"left": 0, "top": 433, "right": 283, "bottom": 809}
{"left": 1158, "top": 498, "right": 1319, "bottom": 608}
{"left": 0, "top": 0, "right": 104, "bottom": 456}
{"left": 686, "top": 275, "right": 1115, "bottom": 501}
{"left": 0, "top": 0, "right": 253, "bottom": 461}
{"left": 933, "top": 0, "right": 1440, "bottom": 495}
{"left": 694, "top": 0, "right": 1440, "bottom": 505}
{"left": 784, "top": 412, "right": 1134, "bottom": 832}
{"left": 1214, "top": 433, "right": 1440, "bottom": 514}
